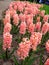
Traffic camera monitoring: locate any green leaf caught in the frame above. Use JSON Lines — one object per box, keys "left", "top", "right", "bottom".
{"left": 0, "top": 42, "right": 2, "bottom": 50}
{"left": 33, "top": 47, "right": 45, "bottom": 54}
{"left": 41, "top": 32, "right": 49, "bottom": 44}
{"left": 39, "top": 54, "right": 43, "bottom": 65}
{"left": 0, "top": 54, "right": 3, "bottom": 59}
{"left": 1, "top": 52, "right": 6, "bottom": 60}
{"left": 40, "top": 4, "right": 49, "bottom": 14}
{"left": 22, "top": 57, "right": 29, "bottom": 65}
{"left": 8, "top": 47, "right": 16, "bottom": 59}
{"left": 13, "top": 56, "right": 18, "bottom": 65}
{"left": 26, "top": 56, "right": 39, "bottom": 65}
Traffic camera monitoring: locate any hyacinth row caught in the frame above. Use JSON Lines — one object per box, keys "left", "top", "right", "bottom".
{"left": 3, "top": 1, "right": 49, "bottom": 65}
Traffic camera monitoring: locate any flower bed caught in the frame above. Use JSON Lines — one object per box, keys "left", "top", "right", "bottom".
{"left": 0, "top": 1, "right": 49, "bottom": 65}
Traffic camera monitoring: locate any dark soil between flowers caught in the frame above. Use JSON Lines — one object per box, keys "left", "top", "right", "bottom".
{"left": 0, "top": 59, "right": 14, "bottom": 65}
{"left": 0, "top": 35, "right": 49, "bottom": 65}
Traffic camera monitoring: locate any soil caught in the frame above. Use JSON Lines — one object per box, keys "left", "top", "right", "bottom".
{"left": 0, "top": 59, "right": 14, "bottom": 65}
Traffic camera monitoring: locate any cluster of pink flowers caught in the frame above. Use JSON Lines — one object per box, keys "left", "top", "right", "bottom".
{"left": 17, "top": 31, "right": 42, "bottom": 59}
{"left": 3, "top": 33, "right": 12, "bottom": 50}
{"left": 30, "top": 32, "right": 42, "bottom": 51}
{"left": 3, "top": 1, "right": 49, "bottom": 60}
{"left": 17, "top": 39, "right": 31, "bottom": 59}
{"left": 3, "top": 23, "right": 12, "bottom": 34}
{"left": 3, "top": 7, "right": 12, "bottom": 50}
{"left": 13, "top": 14, "right": 19, "bottom": 26}
{"left": 19, "top": 22, "right": 26, "bottom": 34}
{"left": 41, "top": 22, "right": 49, "bottom": 35}
{"left": 3, "top": 1, "right": 49, "bottom": 35}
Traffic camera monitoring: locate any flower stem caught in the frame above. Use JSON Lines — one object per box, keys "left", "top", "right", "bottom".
{"left": 6, "top": 48, "right": 8, "bottom": 60}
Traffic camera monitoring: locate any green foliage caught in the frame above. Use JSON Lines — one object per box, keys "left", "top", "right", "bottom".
{"left": 41, "top": 32, "right": 49, "bottom": 44}
{"left": 40, "top": 4, "right": 49, "bottom": 14}
{"left": 13, "top": 56, "right": 19, "bottom": 65}
{"left": 8, "top": 47, "right": 17, "bottom": 59}
{"left": 39, "top": 54, "right": 43, "bottom": 65}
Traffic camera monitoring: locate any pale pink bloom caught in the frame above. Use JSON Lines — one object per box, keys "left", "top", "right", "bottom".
{"left": 25, "top": 14, "right": 33, "bottom": 21}
{"left": 25, "top": 14, "right": 33, "bottom": 25}
{"left": 19, "top": 13, "right": 26, "bottom": 22}
{"left": 26, "top": 19, "right": 33, "bottom": 26}
{"left": 17, "top": 4, "right": 24, "bottom": 12}
{"left": 40, "top": 10, "right": 45, "bottom": 17}
{"left": 17, "top": 40, "right": 31, "bottom": 59}
{"left": 25, "top": 14, "right": 33, "bottom": 26}
{"left": 30, "top": 32, "right": 42, "bottom": 51}
{"left": 35, "top": 22, "right": 41, "bottom": 31}
{"left": 45, "top": 40, "right": 49, "bottom": 53}
{"left": 9, "top": 8, "right": 16, "bottom": 17}
{"left": 24, "top": 10, "right": 28, "bottom": 14}
{"left": 3, "top": 13, "right": 10, "bottom": 25}
{"left": 44, "top": 58, "right": 49, "bottom": 65}
{"left": 43, "top": 15, "right": 49, "bottom": 22}
{"left": 37, "top": 16, "right": 40, "bottom": 22}
{"left": 13, "top": 5, "right": 17, "bottom": 10}
{"left": 19, "top": 22, "right": 26, "bottom": 34}
{"left": 37, "top": 32, "right": 42, "bottom": 44}
{"left": 3, "top": 33, "right": 12, "bottom": 50}
{"left": 47, "top": 23, "right": 49, "bottom": 32}
{"left": 25, "top": 7, "right": 33, "bottom": 14}
{"left": 28, "top": 23, "right": 35, "bottom": 34}
{"left": 32, "top": 7, "right": 39, "bottom": 15}
{"left": 30, "top": 32, "right": 38, "bottom": 45}
{"left": 13, "top": 14, "right": 19, "bottom": 26}
{"left": 41, "top": 22, "right": 49, "bottom": 35}
{"left": 4, "top": 23, "right": 12, "bottom": 33}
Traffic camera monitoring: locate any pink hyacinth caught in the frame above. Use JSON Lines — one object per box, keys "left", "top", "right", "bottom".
{"left": 45, "top": 40, "right": 49, "bottom": 53}
{"left": 3, "top": 33, "right": 12, "bottom": 50}
{"left": 19, "top": 13, "right": 26, "bottom": 22}
{"left": 19, "top": 22, "right": 26, "bottom": 34}
{"left": 13, "top": 14, "right": 19, "bottom": 26}
{"left": 9, "top": 8, "right": 16, "bottom": 17}
{"left": 28, "top": 23, "right": 35, "bottom": 34}
{"left": 35, "top": 22, "right": 41, "bottom": 31}
{"left": 4, "top": 23, "right": 12, "bottom": 33}
{"left": 37, "top": 32, "right": 42, "bottom": 44}
{"left": 17, "top": 4, "right": 24, "bottom": 12}
{"left": 13, "top": 4, "right": 17, "bottom": 10}
{"left": 40, "top": 10, "right": 45, "bottom": 17}
{"left": 44, "top": 58, "right": 49, "bottom": 65}
{"left": 3, "top": 13, "right": 10, "bottom": 25}
{"left": 30, "top": 32, "right": 42, "bottom": 51}
{"left": 26, "top": 18, "right": 33, "bottom": 26}
{"left": 41, "top": 22, "right": 49, "bottom": 35}
{"left": 48, "top": 24, "right": 49, "bottom": 32}
{"left": 17, "top": 40, "right": 31, "bottom": 59}
{"left": 25, "top": 14, "right": 33, "bottom": 21}
{"left": 43, "top": 15, "right": 49, "bottom": 22}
